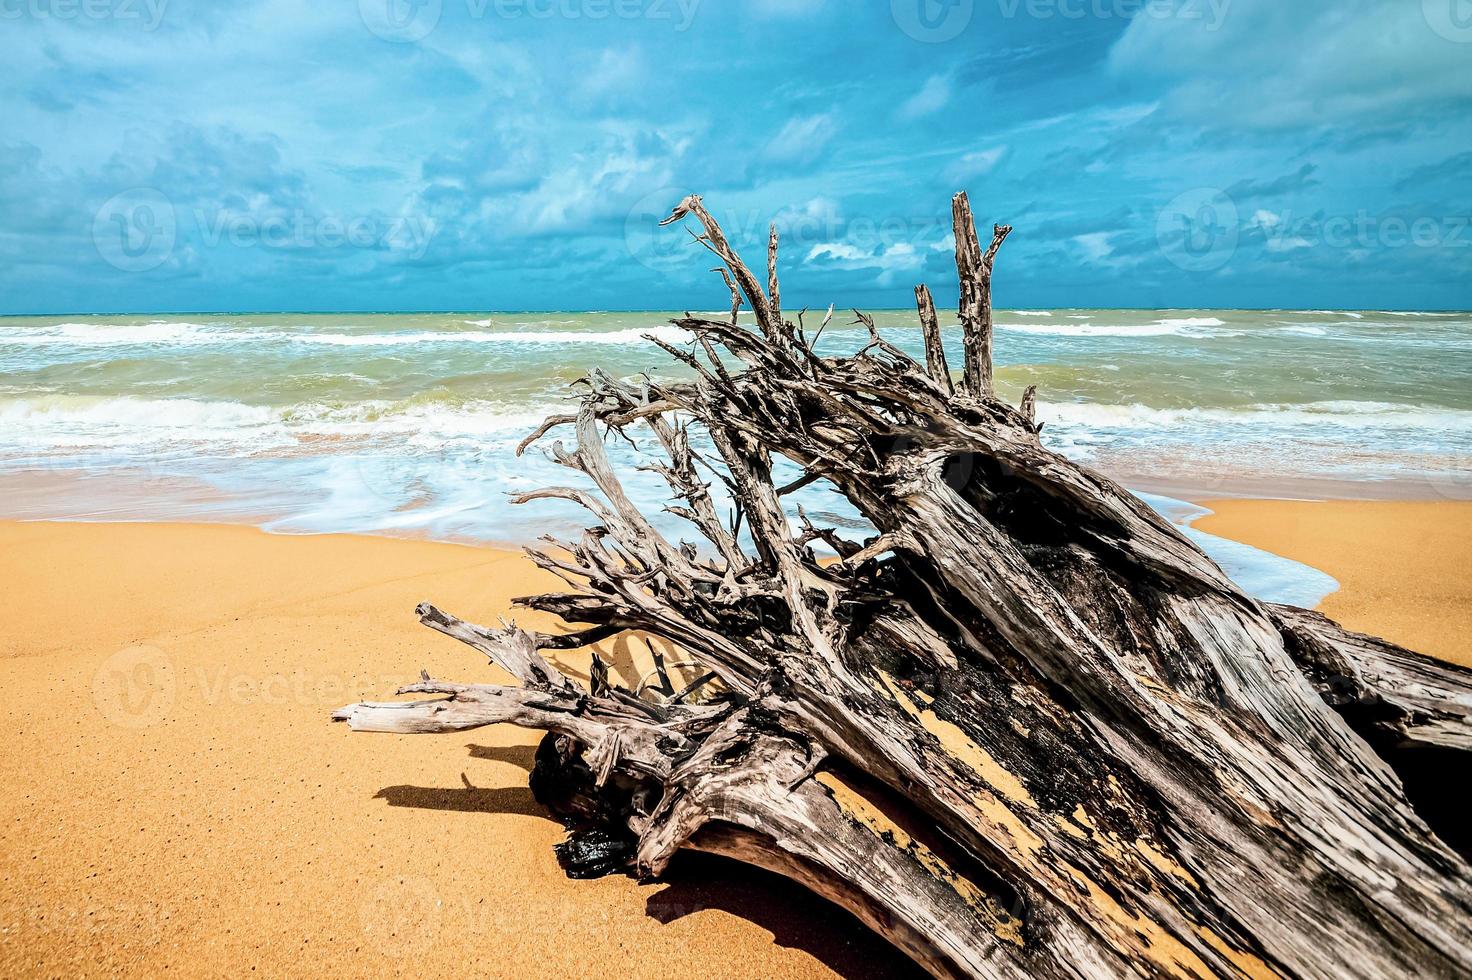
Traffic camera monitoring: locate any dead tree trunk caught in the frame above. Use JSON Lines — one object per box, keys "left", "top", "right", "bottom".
{"left": 335, "top": 192, "right": 1472, "bottom": 979}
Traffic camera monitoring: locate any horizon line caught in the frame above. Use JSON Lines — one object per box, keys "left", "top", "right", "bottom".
{"left": 4, "top": 306, "right": 1470, "bottom": 318}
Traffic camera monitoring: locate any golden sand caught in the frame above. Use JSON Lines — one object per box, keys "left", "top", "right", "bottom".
{"left": 1196, "top": 499, "right": 1472, "bottom": 668}
{"left": 1, "top": 502, "right": 1467, "bottom": 977}
{"left": 0, "top": 521, "right": 912, "bottom": 979}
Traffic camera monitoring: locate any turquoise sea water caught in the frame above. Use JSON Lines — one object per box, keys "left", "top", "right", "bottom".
{"left": 1, "top": 308, "right": 1467, "bottom": 602}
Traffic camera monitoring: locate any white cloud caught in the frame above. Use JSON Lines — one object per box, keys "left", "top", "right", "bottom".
{"left": 1265, "top": 235, "right": 1314, "bottom": 253}
{"left": 1251, "top": 210, "right": 1314, "bottom": 252}
{"left": 1073, "top": 232, "right": 1114, "bottom": 264}
{"left": 943, "top": 146, "right": 1007, "bottom": 185}
{"left": 897, "top": 75, "right": 952, "bottom": 121}
{"left": 575, "top": 48, "right": 646, "bottom": 102}
{"left": 805, "top": 240, "right": 923, "bottom": 285}
{"left": 773, "top": 197, "right": 842, "bottom": 238}
{"left": 762, "top": 113, "right": 839, "bottom": 166}
{"left": 1108, "top": 0, "right": 1472, "bottom": 127}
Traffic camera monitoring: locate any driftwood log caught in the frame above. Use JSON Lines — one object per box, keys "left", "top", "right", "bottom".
{"left": 335, "top": 193, "right": 1472, "bottom": 978}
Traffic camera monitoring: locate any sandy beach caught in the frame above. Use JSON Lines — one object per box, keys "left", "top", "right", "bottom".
{"left": 1198, "top": 499, "right": 1472, "bottom": 668}
{"left": 0, "top": 521, "right": 914, "bottom": 979}
{"left": 1, "top": 501, "right": 1468, "bottom": 977}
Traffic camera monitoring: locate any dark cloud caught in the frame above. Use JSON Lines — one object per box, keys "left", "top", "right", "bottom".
{"left": 1396, "top": 152, "right": 1472, "bottom": 192}
{"left": 1226, "top": 165, "right": 1320, "bottom": 202}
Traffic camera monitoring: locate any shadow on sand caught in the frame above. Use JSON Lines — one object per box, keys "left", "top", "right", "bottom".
{"left": 370, "top": 742, "right": 923, "bottom": 979}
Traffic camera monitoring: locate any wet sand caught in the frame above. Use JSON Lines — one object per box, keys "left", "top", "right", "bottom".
{"left": 1196, "top": 499, "right": 1472, "bottom": 668}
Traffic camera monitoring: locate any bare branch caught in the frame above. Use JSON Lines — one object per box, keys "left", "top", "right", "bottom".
{"left": 915, "top": 283, "right": 953, "bottom": 396}
{"left": 663, "top": 195, "right": 780, "bottom": 345}
{"left": 952, "top": 192, "right": 1011, "bottom": 398}
{"left": 768, "top": 223, "right": 782, "bottom": 329}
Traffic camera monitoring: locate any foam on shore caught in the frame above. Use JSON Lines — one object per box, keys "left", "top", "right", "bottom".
{"left": 1139, "top": 493, "right": 1338, "bottom": 608}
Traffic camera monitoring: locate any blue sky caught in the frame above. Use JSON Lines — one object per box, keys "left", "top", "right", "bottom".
{"left": 3, "top": 0, "right": 1470, "bottom": 313}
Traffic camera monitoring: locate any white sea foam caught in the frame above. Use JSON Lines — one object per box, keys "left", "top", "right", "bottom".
{"left": 999, "top": 324, "right": 1177, "bottom": 337}
{"left": 0, "top": 394, "right": 275, "bottom": 429}
{"left": 1041, "top": 400, "right": 1472, "bottom": 434}
{"left": 1137, "top": 493, "right": 1337, "bottom": 607}
{"left": 998, "top": 317, "right": 1233, "bottom": 338}
{"left": 283, "top": 326, "right": 693, "bottom": 347}
{"left": 0, "top": 394, "right": 554, "bottom": 453}
{"left": 0, "top": 322, "right": 693, "bottom": 348}
{"left": 7, "top": 394, "right": 1463, "bottom": 462}
{"left": 0, "top": 321, "right": 221, "bottom": 346}
{"left": 1157, "top": 317, "right": 1227, "bottom": 328}
{"left": 4, "top": 310, "right": 1469, "bottom": 547}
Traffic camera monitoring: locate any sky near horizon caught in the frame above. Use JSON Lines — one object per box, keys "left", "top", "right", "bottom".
{"left": 3, "top": 0, "right": 1471, "bottom": 314}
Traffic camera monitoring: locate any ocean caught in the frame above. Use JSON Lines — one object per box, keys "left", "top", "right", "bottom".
{"left": 1, "top": 308, "right": 1467, "bottom": 605}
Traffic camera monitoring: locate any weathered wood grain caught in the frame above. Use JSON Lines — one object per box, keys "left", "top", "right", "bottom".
{"left": 336, "top": 194, "right": 1472, "bottom": 979}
